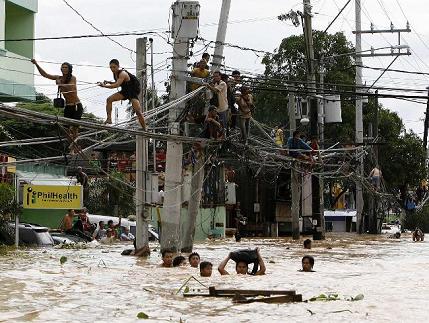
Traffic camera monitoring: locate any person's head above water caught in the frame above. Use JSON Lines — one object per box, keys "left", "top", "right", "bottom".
{"left": 303, "top": 239, "right": 312, "bottom": 249}
{"left": 161, "top": 249, "right": 174, "bottom": 267}
{"left": 173, "top": 256, "right": 186, "bottom": 267}
{"left": 200, "top": 261, "right": 213, "bottom": 277}
{"left": 302, "top": 255, "right": 315, "bottom": 272}
{"left": 235, "top": 261, "right": 249, "bottom": 275}
{"left": 188, "top": 252, "right": 200, "bottom": 268}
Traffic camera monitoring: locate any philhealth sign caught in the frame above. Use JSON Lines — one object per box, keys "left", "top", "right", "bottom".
{"left": 23, "top": 185, "right": 82, "bottom": 209}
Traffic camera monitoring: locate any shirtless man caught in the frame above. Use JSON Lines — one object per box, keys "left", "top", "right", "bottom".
{"left": 61, "top": 209, "right": 76, "bottom": 232}
{"left": 98, "top": 59, "right": 146, "bottom": 129}
{"left": 218, "top": 247, "right": 266, "bottom": 275}
{"left": 31, "top": 59, "right": 82, "bottom": 153}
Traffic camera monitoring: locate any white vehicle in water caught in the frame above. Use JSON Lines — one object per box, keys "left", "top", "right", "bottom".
{"left": 381, "top": 223, "right": 401, "bottom": 238}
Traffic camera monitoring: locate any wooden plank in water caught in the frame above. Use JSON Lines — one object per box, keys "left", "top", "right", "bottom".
{"left": 209, "top": 287, "right": 296, "bottom": 297}
{"left": 232, "top": 294, "right": 303, "bottom": 304}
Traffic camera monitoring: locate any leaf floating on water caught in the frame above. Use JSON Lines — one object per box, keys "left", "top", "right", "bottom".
{"left": 184, "top": 286, "right": 190, "bottom": 293}
{"left": 60, "top": 256, "right": 67, "bottom": 265}
{"left": 137, "top": 312, "right": 149, "bottom": 319}
{"left": 352, "top": 294, "right": 364, "bottom": 301}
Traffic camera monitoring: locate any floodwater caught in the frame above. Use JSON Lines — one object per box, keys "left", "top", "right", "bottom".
{"left": 0, "top": 233, "right": 428, "bottom": 323}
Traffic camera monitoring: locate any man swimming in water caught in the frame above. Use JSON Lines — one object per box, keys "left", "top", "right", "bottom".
{"left": 218, "top": 247, "right": 266, "bottom": 275}
{"left": 188, "top": 252, "right": 201, "bottom": 268}
{"left": 161, "top": 249, "right": 174, "bottom": 268}
{"left": 31, "top": 59, "right": 83, "bottom": 153}
{"left": 98, "top": 59, "right": 146, "bottom": 129}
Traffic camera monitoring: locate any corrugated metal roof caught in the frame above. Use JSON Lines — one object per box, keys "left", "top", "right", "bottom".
{"left": 16, "top": 170, "right": 77, "bottom": 186}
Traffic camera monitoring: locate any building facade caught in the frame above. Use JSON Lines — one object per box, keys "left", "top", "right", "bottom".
{"left": 0, "top": 0, "right": 37, "bottom": 101}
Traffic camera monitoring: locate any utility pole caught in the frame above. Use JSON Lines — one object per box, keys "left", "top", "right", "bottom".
{"left": 423, "top": 87, "right": 429, "bottom": 161}
{"left": 353, "top": 0, "right": 410, "bottom": 233}
{"left": 289, "top": 92, "right": 300, "bottom": 240}
{"left": 303, "top": 0, "right": 324, "bottom": 240}
{"left": 149, "top": 38, "right": 157, "bottom": 172}
{"left": 211, "top": 0, "right": 231, "bottom": 71}
{"left": 183, "top": 0, "right": 230, "bottom": 251}
{"left": 354, "top": 0, "right": 364, "bottom": 234}
{"left": 162, "top": 1, "right": 200, "bottom": 252}
{"left": 135, "top": 37, "right": 150, "bottom": 253}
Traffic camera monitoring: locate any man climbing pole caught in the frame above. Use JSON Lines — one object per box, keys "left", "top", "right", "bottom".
{"left": 31, "top": 59, "right": 83, "bottom": 154}
{"left": 98, "top": 59, "right": 146, "bottom": 129}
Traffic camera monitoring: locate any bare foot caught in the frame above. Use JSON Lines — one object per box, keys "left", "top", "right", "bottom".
{"left": 104, "top": 119, "right": 112, "bottom": 125}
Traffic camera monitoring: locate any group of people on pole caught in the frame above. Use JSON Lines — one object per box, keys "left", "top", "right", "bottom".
{"left": 189, "top": 53, "right": 255, "bottom": 142}
{"left": 32, "top": 58, "right": 145, "bottom": 154}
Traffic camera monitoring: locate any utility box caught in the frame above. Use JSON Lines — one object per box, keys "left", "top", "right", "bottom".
{"left": 225, "top": 182, "right": 236, "bottom": 205}
{"left": 145, "top": 173, "right": 159, "bottom": 204}
{"left": 324, "top": 95, "right": 342, "bottom": 123}
{"left": 171, "top": 1, "right": 200, "bottom": 40}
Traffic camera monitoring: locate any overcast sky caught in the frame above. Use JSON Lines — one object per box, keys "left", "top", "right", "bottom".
{"left": 32, "top": 0, "right": 429, "bottom": 136}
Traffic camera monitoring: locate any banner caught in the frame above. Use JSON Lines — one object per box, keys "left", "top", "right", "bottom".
{"left": 23, "top": 184, "right": 82, "bottom": 209}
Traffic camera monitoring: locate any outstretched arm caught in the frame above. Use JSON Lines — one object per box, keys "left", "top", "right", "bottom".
{"left": 31, "top": 59, "right": 59, "bottom": 80}
{"left": 99, "top": 71, "right": 126, "bottom": 89}
{"left": 255, "top": 248, "right": 266, "bottom": 275}
{"left": 218, "top": 253, "right": 231, "bottom": 275}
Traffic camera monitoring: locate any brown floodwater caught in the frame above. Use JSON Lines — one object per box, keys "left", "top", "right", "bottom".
{"left": 0, "top": 233, "right": 428, "bottom": 322}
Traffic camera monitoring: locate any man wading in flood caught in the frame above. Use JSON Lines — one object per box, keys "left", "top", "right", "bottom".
{"left": 98, "top": 59, "right": 146, "bottom": 129}
{"left": 31, "top": 59, "right": 83, "bottom": 154}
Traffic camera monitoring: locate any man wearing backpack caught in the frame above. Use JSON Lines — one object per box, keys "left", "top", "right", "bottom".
{"left": 98, "top": 59, "right": 146, "bottom": 129}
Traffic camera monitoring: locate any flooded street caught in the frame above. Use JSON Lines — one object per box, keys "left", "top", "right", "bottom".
{"left": 0, "top": 233, "right": 428, "bottom": 322}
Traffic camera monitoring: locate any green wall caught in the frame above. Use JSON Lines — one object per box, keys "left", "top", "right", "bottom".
{"left": 149, "top": 206, "right": 226, "bottom": 241}
{"left": 5, "top": 1, "right": 35, "bottom": 58}
{"left": 21, "top": 209, "right": 66, "bottom": 228}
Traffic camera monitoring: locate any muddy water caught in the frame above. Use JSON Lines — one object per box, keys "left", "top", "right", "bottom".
{"left": 0, "top": 233, "right": 428, "bottom": 323}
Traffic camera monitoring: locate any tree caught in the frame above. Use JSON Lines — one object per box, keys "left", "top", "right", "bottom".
{"left": 0, "top": 183, "right": 20, "bottom": 245}
{"left": 86, "top": 171, "right": 135, "bottom": 217}
{"left": 255, "top": 31, "right": 355, "bottom": 133}
{"left": 0, "top": 101, "right": 102, "bottom": 159}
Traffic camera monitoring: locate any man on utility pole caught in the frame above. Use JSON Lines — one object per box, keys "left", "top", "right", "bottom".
{"left": 303, "top": 0, "right": 325, "bottom": 240}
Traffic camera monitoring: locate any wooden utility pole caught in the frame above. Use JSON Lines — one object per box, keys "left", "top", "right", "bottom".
{"left": 303, "top": 0, "right": 324, "bottom": 240}
{"left": 289, "top": 92, "right": 300, "bottom": 240}
{"left": 135, "top": 37, "right": 150, "bottom": 253}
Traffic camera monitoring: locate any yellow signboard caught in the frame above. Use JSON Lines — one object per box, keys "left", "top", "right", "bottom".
{"left": 23, "top": 185, "right": 82, "bottom": 209}
{"left": 7, "top": 157, "right": 16, "bottom": 173}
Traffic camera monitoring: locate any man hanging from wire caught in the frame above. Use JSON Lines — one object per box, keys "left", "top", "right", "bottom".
{"left": 98, "top": 59, "right": 146, "bottom": 129}
{"left": 31, "top": 59, "right": 83, "bottom": 154}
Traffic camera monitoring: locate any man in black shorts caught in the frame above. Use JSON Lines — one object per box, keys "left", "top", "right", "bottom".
{"left": 31, "top": 59, "right": 83, "bottom": 153}
{"left": 98, "top": 59, "right": 146, "bottom": 129}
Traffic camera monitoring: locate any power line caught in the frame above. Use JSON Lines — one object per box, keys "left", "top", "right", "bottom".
{"left": 62, "top": 0, "right": 135, "bottom": 54}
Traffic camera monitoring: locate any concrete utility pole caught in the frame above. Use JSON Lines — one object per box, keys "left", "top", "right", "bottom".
{"left": 353, "top": 0, "right": 410, "bottom": 233}
{"left": 183, "top": 0, "right": 230, "bottom": 250}
{"left": 211, "top": 0, "right": 231, "bottom": 71}
{"left": 135, "top": 37, "right": 150, "bottom": 252}
{"left": 423, "top": 87, "right": 429, "bottom": 156}
{"left": 149, "top": 38, "right": 157, "bottom": 172}
{"left": 289, "top": 92, "right": 300, "bottom": 240}
{"left": 162, "top": 1, "right": 200, "bottom": 252}
{"left": 355, "top": 0, "right": 364, "bottom": 234}
{"left": 303, "top": 0, "right": 324, "bottom": 240}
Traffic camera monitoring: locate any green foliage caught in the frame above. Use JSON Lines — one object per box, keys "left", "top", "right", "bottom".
{"left": 86, "top": 171, "right": 135, "bottom": 217}
{"left": 309, "top": 293, "right": 364, "bottom": 302}
{"left": 0, "top": 100, "right": 102, "bottom": 159}
{"left": 0, "top": 183, "right": 19, "bottom": 245}
{"left": 137, "top": 312, "right": 149, "bottom": 319}
{"left": 380, "top": 131, "right": 426, "bottom": 190}
{"left": 0, "top": 183, "right": 19, "bottom": 221}
{"left": 255, "top": 31, "right": 355, "bottom": 128}
{"left": 60, "top": 256, "right": 68, "bottom": 265}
